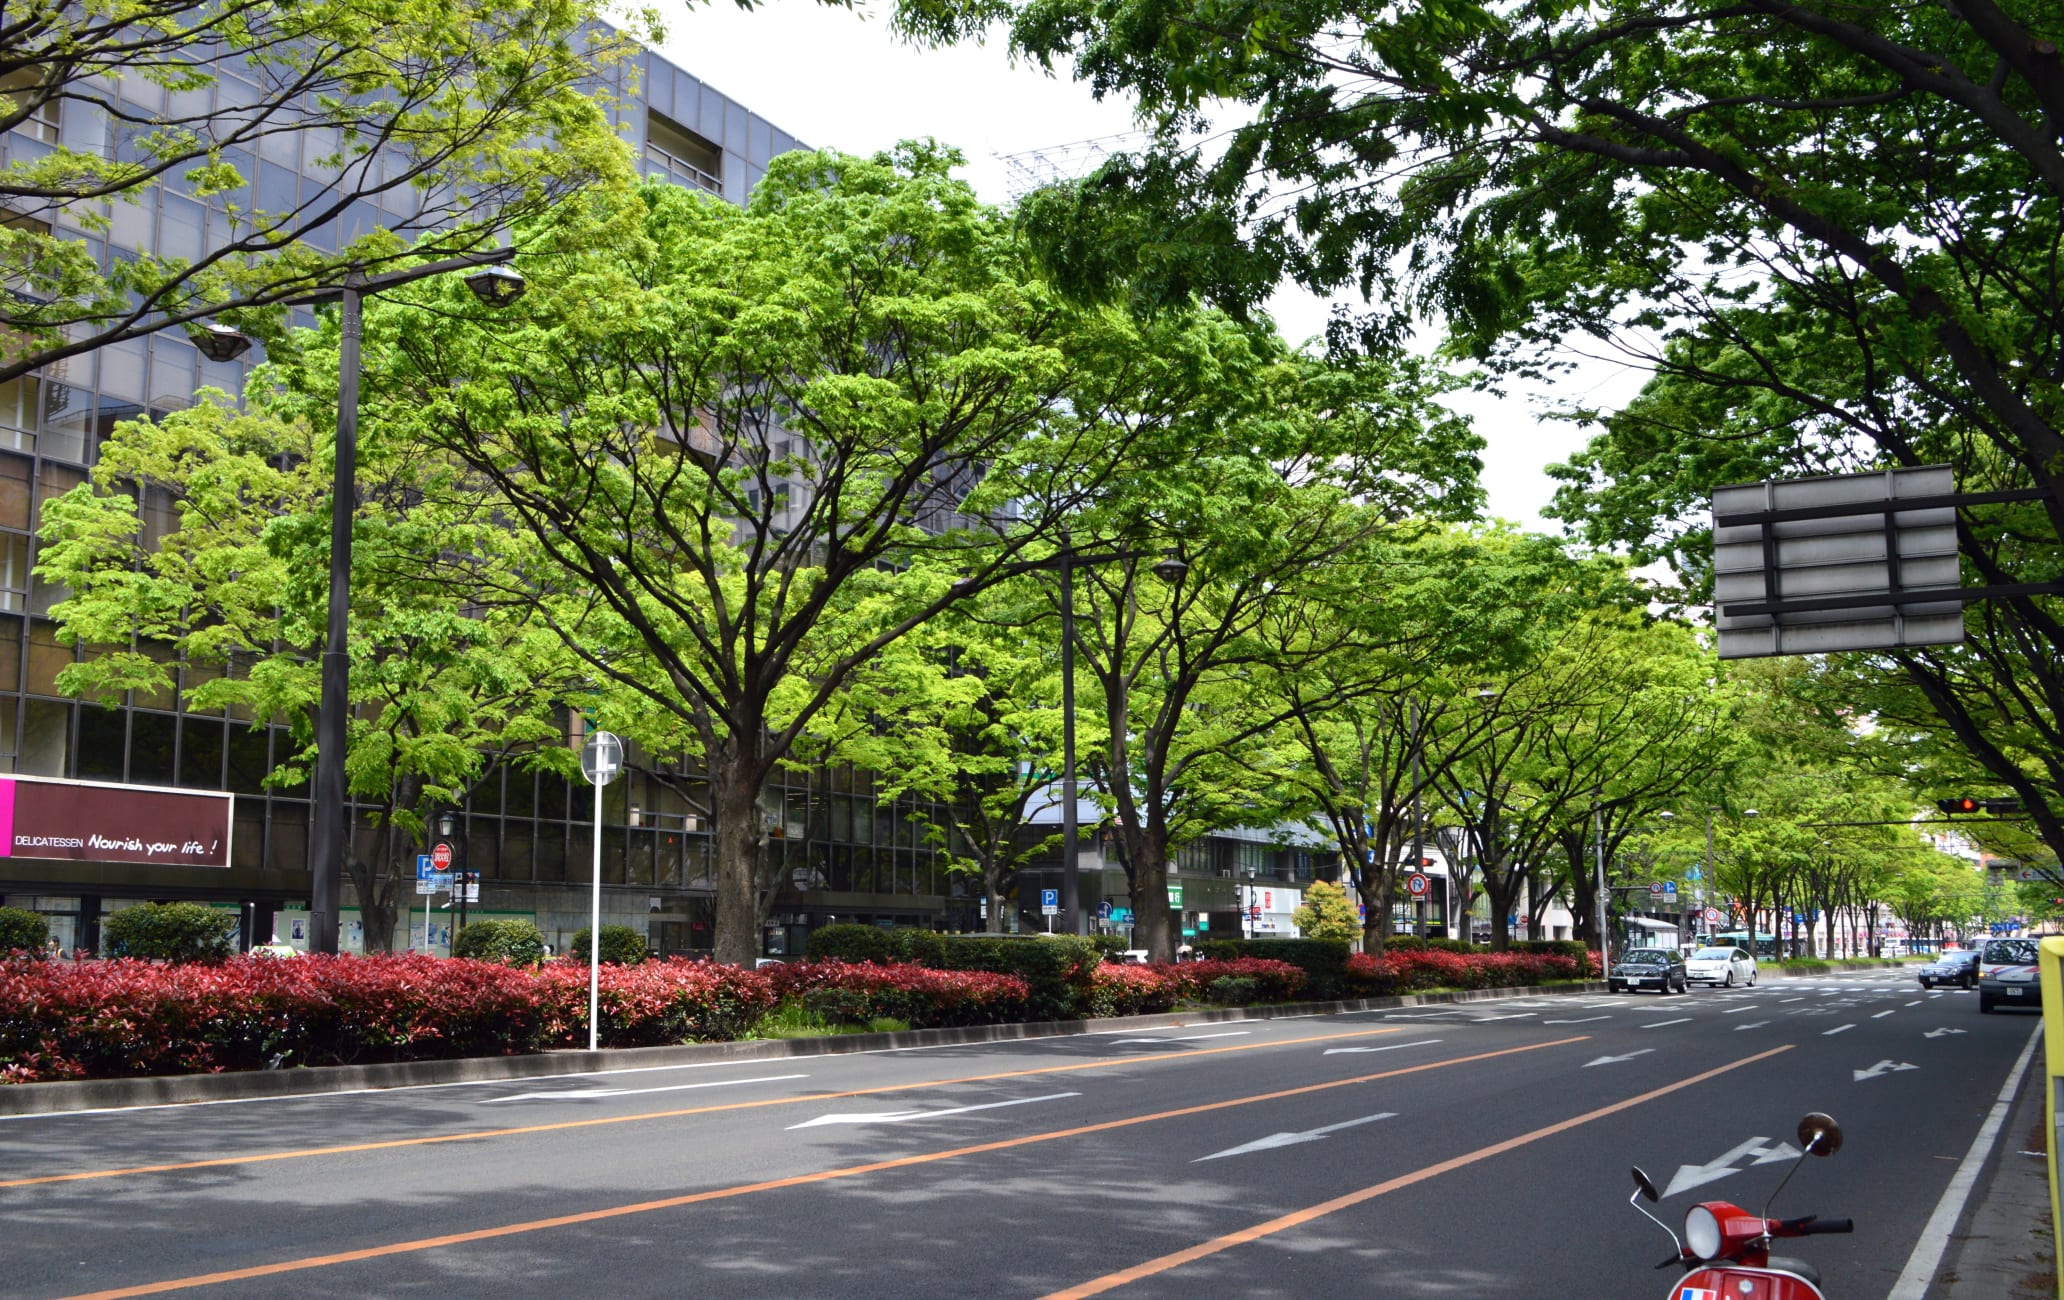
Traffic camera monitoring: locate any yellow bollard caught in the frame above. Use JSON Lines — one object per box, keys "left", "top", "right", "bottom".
{"left": 2039, "top": 936, "right": 2064, "bottom": 1299}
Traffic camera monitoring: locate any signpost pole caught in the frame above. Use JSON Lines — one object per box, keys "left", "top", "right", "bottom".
{"left": 589, "top": 770, "right": 603, "bottom": 1051}
{"left": 580, "top": 730, "right": 623, "bottom": 1054}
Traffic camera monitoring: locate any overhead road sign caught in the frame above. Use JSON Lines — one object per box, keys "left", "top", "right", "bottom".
{"left": 1713, "top": 466, "right": 2064, "bottom": 659}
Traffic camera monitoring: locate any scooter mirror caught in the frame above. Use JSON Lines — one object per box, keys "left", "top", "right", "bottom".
{"left": 1631, "top": 1166, "right": 1661, "bottom": 1202}
{"left": 1798, "top": 1112, "right": 1843, "bottom": 1157}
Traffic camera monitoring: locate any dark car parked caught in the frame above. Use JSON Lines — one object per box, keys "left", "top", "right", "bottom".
{"left": 1918, "top": 948, "right": 1978, "bottom": 990}
{"left": 1608, "top": 947, "right": 1688, "bottom": 995}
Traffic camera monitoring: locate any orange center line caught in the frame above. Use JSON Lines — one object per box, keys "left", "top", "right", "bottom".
{"left": 3, "top": 1025, "right": 1408, "bottom": 1189}
{"left": 49, "top": 1037, "right": 1590, "bottom": 1299}
{"left": 1039, "top": 1043, "right": 1799, "bottom": 1299}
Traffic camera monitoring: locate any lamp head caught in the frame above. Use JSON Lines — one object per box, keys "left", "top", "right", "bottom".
{"left": 1150, "top": 551, "right": 1189, "bottom": 584}
{"left": 435, "top": 811, "right": 455, "bottom": 838}
{"left": 194, "top": 322, "right": 253, "bottom": 363}
{"left": 464, "top": 264, "right": 527, "bottom": 308}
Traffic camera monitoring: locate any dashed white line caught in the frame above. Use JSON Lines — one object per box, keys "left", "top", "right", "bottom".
{"left": 1824, "top": 1024, "right": 1855, "bottom": 1036}
{"left": 1640, "top": 1018, "right": 1694, "bottom": 1029}
{"left": 1873, "top": 1010, "right": 1897, "bottom": 1019}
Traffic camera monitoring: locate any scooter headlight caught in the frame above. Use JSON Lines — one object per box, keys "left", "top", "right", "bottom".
{"left": 1683, "top": 1204, "right": 1723, "bottom": 1261}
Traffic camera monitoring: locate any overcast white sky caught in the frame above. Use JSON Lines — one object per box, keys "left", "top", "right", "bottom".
{"left": 658, "top": 1, "right": 1652, "bottom": 531}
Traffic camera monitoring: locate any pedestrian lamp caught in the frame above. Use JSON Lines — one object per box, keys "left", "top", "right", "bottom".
{"left": 192, "top": 322, "right": 253, "bottom": 363}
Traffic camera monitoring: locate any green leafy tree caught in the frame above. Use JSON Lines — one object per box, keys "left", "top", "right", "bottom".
{"left": 352, "top": 145, "right": 1250, "bottom": 966}
{"left": 897, "top": 0, "right": 2064, "bottom": 875}
{"left": 0, "top": 0, "right": 644, "bottom": 385}
{"left": 35, "top": 392, "right": 581, "bottom": 951}
{"left": 1291, "top": 879, "right": 1360, "bottom": 943}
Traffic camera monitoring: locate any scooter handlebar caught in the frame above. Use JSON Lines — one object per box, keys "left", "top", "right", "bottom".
{"left": 1776, "top": 1215, "right": 1853, "bottom": 1235}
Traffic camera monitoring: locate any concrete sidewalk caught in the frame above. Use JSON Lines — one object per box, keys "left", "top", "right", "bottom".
{"left": 1929, "top": 1035, "right": 2057, "bottom": 1300}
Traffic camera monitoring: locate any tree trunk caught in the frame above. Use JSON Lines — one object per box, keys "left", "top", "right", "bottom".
{"left": 709, "top": 748, "right": 766, "bottom": 968}
{"left": 1125, "top": 823, "right": 1175, "bottom": 962}
{"left": 1480, "top": 869, "right": 1523, "bottom": 953}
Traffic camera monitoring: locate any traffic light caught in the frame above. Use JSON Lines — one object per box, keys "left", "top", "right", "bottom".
{"left": 1936, "top": 796, "right": 2026, "bottom": 815}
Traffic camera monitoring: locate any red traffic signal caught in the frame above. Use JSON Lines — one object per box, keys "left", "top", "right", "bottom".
{"left": 1937, "top": 797, "right": 1981, "bottom": 815}
{"left": 1936, "top": 796, "right": 2026, "bottom": 815}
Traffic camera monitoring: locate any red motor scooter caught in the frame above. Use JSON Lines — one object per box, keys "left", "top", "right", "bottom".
{"left": 1629, "top": 1112, "right": 1854, "bottom": 1300}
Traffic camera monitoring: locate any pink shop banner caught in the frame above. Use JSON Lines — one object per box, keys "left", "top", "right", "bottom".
{"left": 0, "top": 775, "right": 233, "bottom": 868}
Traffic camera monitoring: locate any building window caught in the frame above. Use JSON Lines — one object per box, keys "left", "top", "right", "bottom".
{"left": 1, "top": 70, "right": 60, "bottom": 145}
{"left": 645, "top": 112, "right": 721, "bottom": 193}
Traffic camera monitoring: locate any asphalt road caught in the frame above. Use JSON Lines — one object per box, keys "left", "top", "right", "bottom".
{"left": 0, "top": 970, "right": 2040, "bottom": 1299}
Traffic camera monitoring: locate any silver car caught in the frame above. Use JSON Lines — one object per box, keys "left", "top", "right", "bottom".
{"left": 1684, "top": 945, "right": 1757, "bottom": 987}
{"left": 1979, "top": 937, "right": 2041, "bottom": 1013}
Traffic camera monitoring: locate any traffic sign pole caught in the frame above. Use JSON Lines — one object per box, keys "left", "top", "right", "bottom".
{"left": 581, "top": 730, "right": 623, "bottom": 1053}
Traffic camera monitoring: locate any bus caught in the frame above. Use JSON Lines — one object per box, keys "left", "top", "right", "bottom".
{"left": 1710, "top": 930, "right": 1781, "bottom": 960}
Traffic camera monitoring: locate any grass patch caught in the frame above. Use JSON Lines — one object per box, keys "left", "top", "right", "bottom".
{"left": 744, "top": 1000, "right": 913, "bottom": 1040}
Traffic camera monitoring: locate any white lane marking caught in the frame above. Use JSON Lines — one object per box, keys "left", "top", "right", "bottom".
{"left": 1906, "top": 1000, "right": 1923, "bottom": 1007}
{"left": 787, "top": 1091, "right": 1080, "bottom": 1130}
{"left": 1110, "top": 1031, "right": 1251, "bottom": 1045}
{"left": 1640, "top": 1018, "right": 1693, "bottom": 1029}
{"left": 482, "top": 1073, "right": 808, "bottom": 1104}
{"left": 1194, "top": 1112, "right": 1398, "bottom": 1161}
{"left": 1723, "top": 1006, "right": 1763, "bottom": 1015}
{"left": 1324, "top": 1039, "right": 1443, "bottom": 1055}
{"left": 1584, "top": 1050, "right": 1655, "bottom": 1067}
{"left": 1542, "top": 1017, "right": 1611, "bottom": 1025}
{"left": 1780, "top": 997, "right": 1806, "bottom": 1003}
{"left": 1732, "top": 1021, "right": 1770, "bottom": 1031}
{"left": 1889, "top": 1022, "right": 2042, "bottom": 1298}
{"left": 1873, "top": 1010, "right": 1897, "bottom": 1019}
{"left": 1855, "top": 1060, "right": 1919, "bottom": 1082}
{"left": 1465, "top": 1012, "right": 1539, "bottom": 1022}
{"left": 1823, "top": 1024, "right": 1855, "bottom": 1036}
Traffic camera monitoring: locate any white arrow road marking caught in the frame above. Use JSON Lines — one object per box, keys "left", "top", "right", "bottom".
{"left": 1542, "top": 1016, "right": 1611, "bottom": 1024}
{"left": 1823, "top": 1024, "right": 1855, "bottom": 1036}
{"left": 1640, "top": 1018, "right": 1693, "bottom": 1029}
{"left": 483, "top": 1073, "right": 808, "bottom": 1104}
{"left": 787, "top": 1091, "right": 1079, "bottom": 1130}
{"left": 1324, "top": 1039, "right": 1442, "bottom": 1055}
{"left": 1732, "top": 1021, "right": 1770, "bottom": 1031}
{"left": 1924, "top": 1027, "right": 1968, "bottom": 1039}
{"left": 1663, "top": 1137, "right": 1793, "bottom": 1197}
{"left": 1194, "top": 1112, "right": 1398, "bottom": 1161}
{"left": 1110, "top": 1032, "right": 1251, "bottom": 1045}
{"left": 1584, "top": 1049, "right": 1655, "bottom": 1067}
{"left": 1855, "top": 1060, "right": 1920, "bottom": 1082}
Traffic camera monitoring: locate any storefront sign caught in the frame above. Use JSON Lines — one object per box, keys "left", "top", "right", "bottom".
{"left": 0, "top": 775, "right": 233, "bottom": 868}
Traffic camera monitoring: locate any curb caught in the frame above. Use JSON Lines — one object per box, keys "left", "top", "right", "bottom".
{"left": 0, "top": 981, "right": 1609, "bottom": 1116}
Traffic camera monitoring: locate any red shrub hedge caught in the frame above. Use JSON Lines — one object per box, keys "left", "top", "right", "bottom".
{"left": 1344, "top": 948, "right": 1588, "bottom": 997}
{"left": 0, "top": 954, "right": 776, "bottom": 1084}
{"left": 764, "top": 960, "right": 1032, "bottom": 1027}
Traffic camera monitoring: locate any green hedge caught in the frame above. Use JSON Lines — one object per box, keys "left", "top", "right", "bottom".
{"left": 896, "top": 932, "right": 1103, "bottom": 1021}
{"left": 453, "top": 918, "right": 546, "bottom": 967}
{"left": 570, "top": 925, "right": 649, "bottom": 966}
{"left": 1195, "top": 938, "right": 1352, "bottom": 998}
{"left": 0, "top": 906, "right": 49, "bottom": 956}
{"left": 101, "top": 903, "right": 235, "bottom": 963}
{"left": 805, "top": 923, "right": 901, "bottom": 964}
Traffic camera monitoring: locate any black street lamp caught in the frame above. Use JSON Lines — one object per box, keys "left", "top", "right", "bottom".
{"left": 305, "top": 248, "right": 525, "bottom": 954}
{"left": 437, "top": 809, "right": 468, "bottom": 939}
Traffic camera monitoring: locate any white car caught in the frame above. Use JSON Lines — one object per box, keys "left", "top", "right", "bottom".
{"left": 1685, "top": 945, "right": 1757, "bottom": 987}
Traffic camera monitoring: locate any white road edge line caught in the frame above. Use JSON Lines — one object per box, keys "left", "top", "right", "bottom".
{"left": 1887, "top": 1020, "right": 2044, "bottom": 1300}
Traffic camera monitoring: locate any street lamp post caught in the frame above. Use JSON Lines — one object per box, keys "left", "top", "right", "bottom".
{"left": 292, "top": 249, "right": 525, "bottom": 955}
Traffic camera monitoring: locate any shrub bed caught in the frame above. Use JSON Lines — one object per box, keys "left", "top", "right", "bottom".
{"left": 1343, "top": 948, "right": 1587, "bottom": 996}
{"left": 0, "top": 953, "right": 776, "bottom": 1084}
{"left": 764, "top": 960, "right": 1032, "bottom": 1028}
